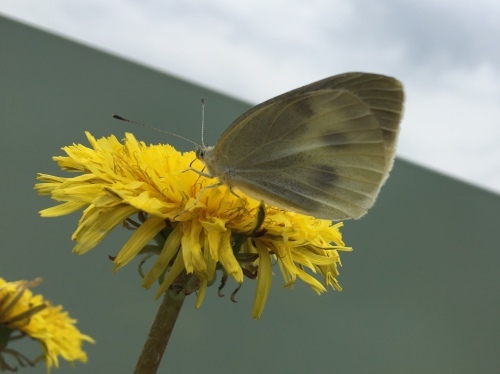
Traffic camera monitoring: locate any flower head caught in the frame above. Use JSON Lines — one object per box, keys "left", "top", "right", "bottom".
{"left": 35, "top": 132, "right": 351, "bottom": 318}
{"left": 0, "top": 277, "right": 94, "bottom": 372}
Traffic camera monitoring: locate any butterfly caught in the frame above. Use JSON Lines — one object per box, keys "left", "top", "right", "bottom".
{"left": 195, "top": 72, "right": 404, "bottom": 221}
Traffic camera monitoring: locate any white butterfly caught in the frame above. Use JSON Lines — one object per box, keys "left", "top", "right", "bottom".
{"left": 196, "top": 72, "right": 404, "bottom": 221}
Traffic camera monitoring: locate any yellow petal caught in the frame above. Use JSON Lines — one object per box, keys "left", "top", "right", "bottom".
{"left": 251, "top": 242, "right": 273, "bottom": 319}
{"left": 114, "top": 215, "right": 166, "bottom": 270}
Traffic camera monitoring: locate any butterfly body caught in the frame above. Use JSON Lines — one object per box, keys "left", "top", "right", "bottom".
{"left": 197, "top": 72, "right": 404, "bottom": 221}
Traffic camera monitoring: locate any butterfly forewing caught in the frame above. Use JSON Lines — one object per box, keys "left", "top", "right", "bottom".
{"left": 202, "top": 72, "right": 404, "bottom": 220}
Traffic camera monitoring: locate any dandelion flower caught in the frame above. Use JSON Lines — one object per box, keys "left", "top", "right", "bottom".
{"left": 0, "top": 277, "right": 94, "bottom": 372}
{"left": 35, "top": 132, "right": 351, "bottom": 318}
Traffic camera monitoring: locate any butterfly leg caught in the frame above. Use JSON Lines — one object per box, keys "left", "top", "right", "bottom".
{"left": 228, "top": 187, "right": 240, "bottom": 198}
{"left": 173, "top": 181, "right": 222, "bottom": 219}
{"left": 182, "top": 167, "right": 212, "bottom": 179}
{"left": 182, "top": 165, "right": 241, "bottom": 198}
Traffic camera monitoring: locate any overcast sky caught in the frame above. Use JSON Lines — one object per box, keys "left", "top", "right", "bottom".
{"left": 2, "top": 0, "right": 500, "bottom": 194}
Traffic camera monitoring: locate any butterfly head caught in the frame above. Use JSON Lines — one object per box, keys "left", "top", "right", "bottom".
{"left": 195, "top": 145, "right": 217, "bottom": 177}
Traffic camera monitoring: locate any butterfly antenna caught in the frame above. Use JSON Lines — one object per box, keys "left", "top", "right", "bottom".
{"left": 201, "top": 98, "right": 206, "bottom": 146}
{"left": 112, "top": 114, "right": 199, "bottom": 147}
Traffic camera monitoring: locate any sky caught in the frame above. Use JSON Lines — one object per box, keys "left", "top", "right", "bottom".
{"left": 2, "top": 0, "right": 500, "bottom": 194}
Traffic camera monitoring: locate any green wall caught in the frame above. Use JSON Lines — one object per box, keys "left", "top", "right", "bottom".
{"left": 1, "top": 16, "right": 499, "bottom": 373}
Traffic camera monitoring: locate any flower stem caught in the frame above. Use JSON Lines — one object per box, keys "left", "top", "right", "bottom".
{"left": 133, "top": 291, "right": 185, "bottom": 374}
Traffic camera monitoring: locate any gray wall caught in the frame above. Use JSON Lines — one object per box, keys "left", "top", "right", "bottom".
{"left": 1, "top": 16, "right": 499, "bottom": 373}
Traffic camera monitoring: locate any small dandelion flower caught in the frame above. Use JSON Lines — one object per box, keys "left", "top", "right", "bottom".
{"left": 35, "top": 132, "right": 351, "bottom": 318}
{"left": 0, "top": 277, "right": 94, "bottom": 372}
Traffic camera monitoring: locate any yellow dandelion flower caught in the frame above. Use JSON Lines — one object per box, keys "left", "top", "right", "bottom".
{"left": 35, "top": 132, "right": 351, "bottom": 318}
{"left": 0, "top": 277, "right": 94, "bottom": 372}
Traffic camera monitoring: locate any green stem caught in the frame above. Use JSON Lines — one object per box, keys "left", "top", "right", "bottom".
{"left": 133, "top": 291, "right": 185, "bottom": 374}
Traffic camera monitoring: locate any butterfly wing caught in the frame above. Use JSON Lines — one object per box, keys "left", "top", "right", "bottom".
{"left": 210, "top": 72, "right": 404, "bottom": 220}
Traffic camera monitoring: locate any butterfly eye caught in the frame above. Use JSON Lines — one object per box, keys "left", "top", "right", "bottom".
{"left": 195, "top": 147, "right": 204, "bottom": 160}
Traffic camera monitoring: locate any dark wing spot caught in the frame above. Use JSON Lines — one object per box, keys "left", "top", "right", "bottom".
{"left": 307, "top": 164, "right": 339, "bottom": 187}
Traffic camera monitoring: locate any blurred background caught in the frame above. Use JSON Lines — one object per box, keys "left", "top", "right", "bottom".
{"left": 1, "top": 2, "right": 500, "bottom": 373}
{"left": 2, "top": 0, "right": 500, "bottom": 194}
